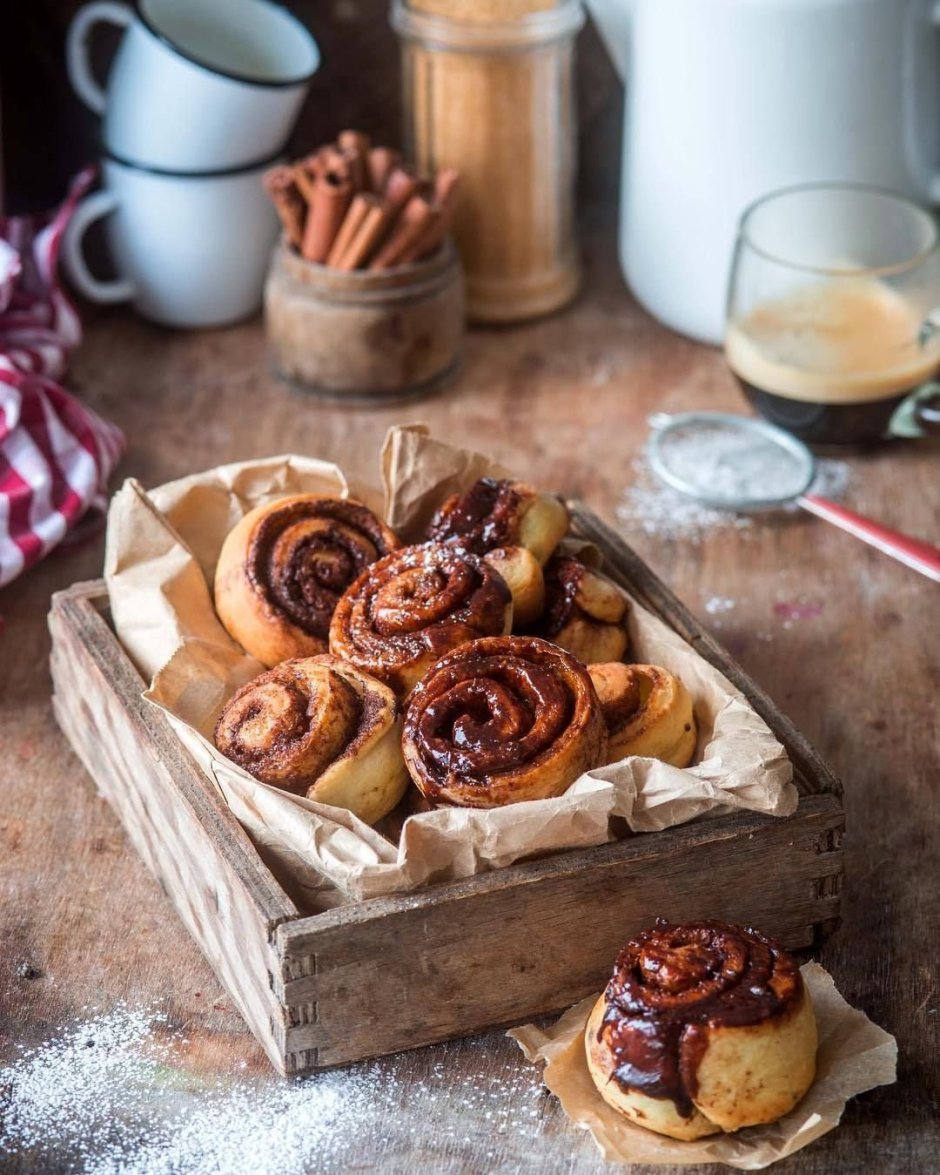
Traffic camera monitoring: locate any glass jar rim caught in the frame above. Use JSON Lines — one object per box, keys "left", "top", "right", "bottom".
{"left": 737, "top": 182, "right": 940, "bottom": 279}
{"left": 391, "top": 0, "right": 584, "bottom": 51}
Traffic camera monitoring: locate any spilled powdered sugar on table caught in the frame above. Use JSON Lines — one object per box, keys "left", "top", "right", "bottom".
{"left": 615, "top": 436, "right": 851, "bottom": 650}
{"left": 617, "top": 449, "right": 851, "bottom": 541}
{"left": 1, "top": 1006, "right": 550, "bottom": 1174}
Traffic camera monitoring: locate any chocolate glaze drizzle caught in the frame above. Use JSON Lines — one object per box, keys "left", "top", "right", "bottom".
{"left": 599, "top": 919, "right": 802, "bottom": 1120}
{"left": 408, "top": 645, "right": 572, "bottom": 786}
{"left": 402, "top": 635, "right": 602, "bottom": 807}
{"left": 332, "top": 543, "right": 511, "bottom": 673}
{"left": 540, "top": 553, "right": 586, "bottom": 636}
{"left": 426, "top": 478, "right": 525, "bottom": 554}
{"left": 248, "top": 499, "right": 397, "bottom": 639}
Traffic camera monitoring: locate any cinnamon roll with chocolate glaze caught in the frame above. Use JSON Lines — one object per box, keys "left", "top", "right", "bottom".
{"left": 214, "top": 655, "right": 408, "bottom": 824}
{"left": 214, "top": 495, "right": 400, "bottom": 668}
{"left": 533, "top": 554, "right": 629, "bottom": 664}
{"left": 402, "top": 635, "right": 607, "bottom": 807}
{"left": 586, "top": 920, "right": 817, "bottom": 1140}
{"left": 329, "top": 543, "right": 513, "bottom": 697}
{"left": 426, "top": 477, "right": 569, "bottom": 565}
{"left": 588, "top": 662, "right": 697, "bottom": 767}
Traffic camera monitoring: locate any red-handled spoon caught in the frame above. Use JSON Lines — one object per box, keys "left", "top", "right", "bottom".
{"left": 648, "top": 412, "right": 939, "bottom": 583}
{"left": 798, "top": 494, "right": 940, "bottom": 581}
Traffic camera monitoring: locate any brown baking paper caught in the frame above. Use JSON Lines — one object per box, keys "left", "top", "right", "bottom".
{"left": 104, "top": 430, "right": 796, "bottom": 904}
{"left": 508, "top": 963, "right": 897, "bottom": 1169}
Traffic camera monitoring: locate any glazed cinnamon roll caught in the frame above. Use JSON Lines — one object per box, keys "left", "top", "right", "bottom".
{"left": 426, "top": 477, "right": 569, "bottom": 565}
{"left": 329, "top": 543, "right": 513, "bottom": 697}
{"left": 534, "top": 554, "right": 629, "bottom": 664}
{"left": 588, "top": 662, "right": 697, "bottom": 767}
{"left": 586, "top": 920, "right": 817, "bottom": 1140}
{"left": 214, "top": 495, "right": 400, "bottom": 667}
{"left": 214, "top": 655, "right": 408, "bottom": 825}
{"left": 401, "top": 635, "right": 607, "bottom": 807}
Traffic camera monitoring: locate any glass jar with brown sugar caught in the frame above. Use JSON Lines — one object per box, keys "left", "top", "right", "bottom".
{"left": 392, "top": 0, "right": 584, "bottom": 325}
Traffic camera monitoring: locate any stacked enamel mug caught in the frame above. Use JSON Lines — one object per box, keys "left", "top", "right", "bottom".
{"left": 62, "top": 0, "right": 319, "bottom": 328}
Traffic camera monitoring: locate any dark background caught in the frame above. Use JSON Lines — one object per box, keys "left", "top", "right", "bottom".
{"left": 2, "top": 0, "right": 623, "bottom": 216}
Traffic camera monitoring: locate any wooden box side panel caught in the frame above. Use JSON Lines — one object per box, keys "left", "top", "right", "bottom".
{"left": 277, "top": 795, "right": 843, "bottom": 1071}
{"left": 49, "top": 584, "right": 296, "bottom": 1074}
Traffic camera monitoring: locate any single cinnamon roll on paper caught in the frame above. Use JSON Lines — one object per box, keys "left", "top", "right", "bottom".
{"left": 535, "top": 554, "right": 629, "bottom": 664}
{"left": 586, "top": 920, "right": 817, "bottom": 1140}
{"left": 214, "top": 655, "right": 408, "bottom": 825}
{"left": 589, "top": 662, "right": 697, "bottom": 767}
{"left": 426, "top": 476, "right": 569, "bottom": 565}
{"left": 214, "top": 495, "right": 400, "bottom": 667}
{"left": 402, "top": 635, "right": 607, "bottom": 808}
{"left": 329, "top": 543, "right": 513, "bottom": 697}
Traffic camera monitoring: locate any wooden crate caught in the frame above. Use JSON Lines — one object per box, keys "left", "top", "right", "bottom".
{"left": 48, "top": 507, "right": 844, "bottom": 1077}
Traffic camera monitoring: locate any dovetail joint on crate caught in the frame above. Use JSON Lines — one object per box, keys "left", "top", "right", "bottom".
{"left": 814, "top": 826, "right": 844, "bottom": 855}
{"left": 286, "top": 1046, "right": 320, "bottom": 1074}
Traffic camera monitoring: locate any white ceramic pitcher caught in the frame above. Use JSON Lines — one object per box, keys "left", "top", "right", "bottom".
{"left": 587, "top": 0, "right": 940, "bottom": 344}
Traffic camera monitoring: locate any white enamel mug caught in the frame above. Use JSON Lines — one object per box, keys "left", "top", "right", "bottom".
{"left": 67, "top": 0, "right": 319, "bottom": 172}
{"left": 61, "top": 156, "right": 281, "bottom": 328}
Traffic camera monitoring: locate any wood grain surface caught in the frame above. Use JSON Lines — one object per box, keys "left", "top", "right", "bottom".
{"left": 1, "top": 228, "right": 938, "bottom": 1172}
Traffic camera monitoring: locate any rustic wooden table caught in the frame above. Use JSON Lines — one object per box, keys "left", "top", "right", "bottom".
{"left": 1, "top": 237, "right": 938, "bottom": 1173}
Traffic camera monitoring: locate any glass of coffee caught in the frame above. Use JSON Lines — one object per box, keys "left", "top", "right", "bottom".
{"left": 726, "top": 183, "right": 940, "bottom": 445}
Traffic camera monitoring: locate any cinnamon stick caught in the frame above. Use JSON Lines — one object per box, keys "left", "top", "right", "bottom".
{"left": 292, "top": 153, "right": 322, "bottom": 203}
{"left": 336, "top": 195, "right": 390, "bottom": 270}
{"left": 413, "top": 168, "right": 461, "bottom": 259}
{"left": 301, "top": 170, "right": 354, "bottom": 263}
{"left": 384, "top": 167, "right": 420, "bottom": 218}
{"left": 262, "top": 166, "right": 307, "bottom": 250}
{"left": 326, "top": 194, "right": 373, "bottom": 267}
{"left": 368, "top": 147, "right": 401, "bottom": 193}
{"left": 369, "top": 195, "right": 437, "bottom": 269}
{"left": 338, "top": 130, "right": 372, "bottom": 192}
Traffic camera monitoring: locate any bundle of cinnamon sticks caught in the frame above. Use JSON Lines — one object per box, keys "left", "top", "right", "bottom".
{"left": 263, "top": 131, "right": 460, "bottom": 271}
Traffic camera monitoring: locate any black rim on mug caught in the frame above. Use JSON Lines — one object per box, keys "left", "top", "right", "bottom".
{"left": 133, "top": 0, "right": 319, "bottom": 88}
{"left": 103, "top": 147, "right": 287, "bottom": 178}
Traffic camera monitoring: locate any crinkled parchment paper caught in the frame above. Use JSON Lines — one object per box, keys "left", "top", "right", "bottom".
{"left": 509, "top": 962, "right": 897, "bottom": 1169}
{"left": 104, "top": 427, "right": 796, "bottom": 903}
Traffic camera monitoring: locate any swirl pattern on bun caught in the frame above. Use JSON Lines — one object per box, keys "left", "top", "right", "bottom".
{"left": 329, "top": 543, "right": 513, "bottom": 697}
{"left": 588, "top": 662, "right": 697, "bottom": 767}
{"left": 426, "top": 477, "right": 569, "bottom": 565}
{"left": 586, "top": 920, "right": 817, "bottom": 1140}
{"left": 214, "top": 655, "right": 408, "bottom": 824}
{"left": 402, "top": 635, "right": 607, "bottom": 807}
{"left": 215, "top": 495, "right": 400, "bottom": 667}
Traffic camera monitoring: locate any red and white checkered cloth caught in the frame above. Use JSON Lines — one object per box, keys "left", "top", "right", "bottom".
{"left": 0, "top": 168, "right": 124, "bottom": 589}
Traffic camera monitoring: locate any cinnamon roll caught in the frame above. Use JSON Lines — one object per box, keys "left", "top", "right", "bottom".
{"left": 214, "top": 495, "right": 400, "bottom": 668}
{"left": 588, "top": 662, "right": 696, "bottom": 767}
{"left": 534, "top": 554, "right": 629, "bottom": 664}
{"left": 329, "top": 543, "right": 513, "bottom": 697}
{"left": 401, "top": 635, "right": 607, "bottom": 807}
{"left": 586, "top": 920, "right": 817, "bottom": 1140}
{"left": 483, "top": 546, "right": 545, "bottom": 627}
{"left": 426, "top": 477, "right": 569, "bottom": 565}
{"left": 214, "top": 655, "right": 408, "bottom": 825}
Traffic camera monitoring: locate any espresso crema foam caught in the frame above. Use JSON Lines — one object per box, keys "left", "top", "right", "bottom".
{"left": 726, "top": 279, "right": 940, "bottom": 404}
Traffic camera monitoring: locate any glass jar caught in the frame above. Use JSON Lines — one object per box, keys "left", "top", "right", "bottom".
{"left": 392, "top": 0, "right": 584, "bottom": 324}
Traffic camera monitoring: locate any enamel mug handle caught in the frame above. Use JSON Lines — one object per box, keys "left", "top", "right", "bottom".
{"left": 61, "top": 191, "right": 135, "bottom": 304}
{"left": 798, "top": 494, "right": 940, "bottom": 582}
{"left": 66, "top": 0, "right": 133, "bottom": 115}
